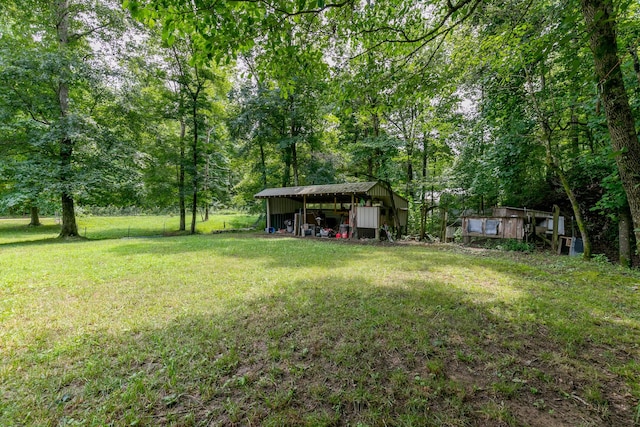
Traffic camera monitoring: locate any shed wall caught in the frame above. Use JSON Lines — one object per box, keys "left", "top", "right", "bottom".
{"left": 367, "top": 184, "right": 389, "bottom": 199}
{"left": 269, "top": 198, "right": 303, "bottom": 214}
{"left": 462, "top": 217, "right": 525, "bottom": 240}
{"left": 366, "top": 183, "right": 409, "bottom": 210}
{"left": 357, "top": 206, "right": 379, "bottom": 228}
{"left": 397, "top": 209, "right": 408, "bottom": 227}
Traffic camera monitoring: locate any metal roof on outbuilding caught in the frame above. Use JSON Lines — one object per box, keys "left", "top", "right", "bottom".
{"left": 254, "top": 182, "right": 379, "bottom": 198}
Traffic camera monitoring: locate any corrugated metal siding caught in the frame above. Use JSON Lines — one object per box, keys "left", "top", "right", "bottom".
{"left": 255, "top": 182, "right": 409, "bottom": 211}
{"left": 269, "top": 198, "right": 303, "bottom": 214}
{"left": 367, "top": 183, "right": 388, "bottom": 198}
{"left": 397, "top": 209, "right": 408, "bottom": 227}
{"left": 357, "top": 206, "right": 379, "bottom": 228}
{"left": 393, "top": 194, "right": 408, "bottom": 210}
{"left": 255, "top": 182, "right": 378, "bottom": 198}
{"left": 368, "top": 183, "right": 409, "bottom": 210}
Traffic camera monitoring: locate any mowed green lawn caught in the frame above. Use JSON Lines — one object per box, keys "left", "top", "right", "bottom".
{"left": 1, "top": 219, "right": 639, "bottom": 426}
{"left": 0, "top": 213, "right": 259, "bottom": 244}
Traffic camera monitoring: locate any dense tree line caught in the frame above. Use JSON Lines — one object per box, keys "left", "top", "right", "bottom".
{"left": 0, "top": 0, "right": 638, "bottom": 264}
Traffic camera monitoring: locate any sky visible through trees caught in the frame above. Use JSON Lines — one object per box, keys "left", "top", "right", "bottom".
{"left": 0, "top": 0, "right": 639, "bottom": 262}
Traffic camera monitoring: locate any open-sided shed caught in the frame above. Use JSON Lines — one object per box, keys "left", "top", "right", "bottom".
{"left": 254, "top": 181, "right": 408, "bottom": 238}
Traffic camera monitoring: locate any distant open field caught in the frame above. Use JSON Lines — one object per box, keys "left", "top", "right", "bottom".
{"left": 0, "top": 212, "right": 260, "bottom": 244}
{"left": 1, "top": 217, "right": 639, "bottom": 426}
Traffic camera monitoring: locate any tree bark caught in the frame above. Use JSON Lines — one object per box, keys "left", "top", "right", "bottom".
{"left": 291, "top": 140, "right": 299, "bottom": 186}
{"left": 619, "top": 207, "right": 631, "bottom": 268}
{"left": 290, "top": 96, "right": 300, "bottom": 187}
{"left": 260, "top": 142, "right": 267, "bottom": 189}
{"left": 179, "top": 119, "right": 186, "bottom": 231}
{"left": 29, "top": 206, "right": 41, "bottom": 226}
{"left": 282, "top": 147, "right": 292, "bottom": 187}
{"left": 557, "top": 168, "right": 592, "bottom": 259}
{"left": 202, "top": 127, "right": 213, "bottom": 223}
{"left": 420, "top": 137, "right": 428, "bottom": 240}
{"left": 628, "top": 44, "right": 640, "bottom": 89}
{"left": 581, "top": 0, "right": 640, "bottom": 256}
{"left": 525, "top": 63, "right": 592, "bottom": 259}
{"left": 56, "top": 0, "right": 78, "bottom": 238}
{"left": 190, "top": 95, "right": 199, "bottom": 235}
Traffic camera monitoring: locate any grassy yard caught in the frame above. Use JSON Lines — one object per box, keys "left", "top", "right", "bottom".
{"left": 1, "top": 219, "right": 639, "bottom": 426}
{"left": 0, "top": 213, "right": 260, "bottom": 244}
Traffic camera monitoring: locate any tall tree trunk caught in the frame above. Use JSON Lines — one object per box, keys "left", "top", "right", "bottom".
{"left": 570, "top": 110, "right": 580, "bottom": 157}
{"left": 420, "top": 137, "right": 428, "bottom": 241}
{"left": 291, "top": 141, "right": 299, "bottom": 186}
{"left": 56, "top": 0, "right": 78, "bottom": 238}
{"left": 29, "top": 206, "right": 41, "bottom": 226}
{"left": 179, "top": 120, "right": 186, "bottom": 231}
{"left": 202, "top": 127, "right": 213, "bottom": 223}
{"left": 407, "top": 156, "right": 414, "bottom": 198}
{"left": 190, "top": 98, "right": 199, "bottom": 235}
{"left": 525, "top": 62, "right": 593, "bottom": 258}
{"left": 628, "top": 44, "right": 640, "bottom": 89}
{"left": 203, "top": 158, "right": 209, "bottom": 222}
{"left": 542, "top": 121, "right": 592, "bottom": 259}
{"left": 290, "top": 96, "right": 300, "bottom": 187}
{"left": 581, "top": 0, "right": 640, "bottom": 256}
{"left": 557, "top": 167, "right": 592, "bottom": 259}
{"left": 282, "top": 147, "right": 292, "bottom": 187}
{"left": 281, "top": 116, "right": 291, "bottom": 187}
{"left": 372, "top": 111, "right": 381, "bottom": 177}
{"left": 619, "top": 207, "right": 631, "bottom": 268}
{"left": 260, "top": 142, "right": 267, "bottom": 189}
{"left": 406, "top": 107, "right": 416, "bottom": 199}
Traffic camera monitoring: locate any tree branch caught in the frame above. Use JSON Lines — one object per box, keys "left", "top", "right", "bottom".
{"left": 69, "top": 22, "right": 112, "bottom": 43}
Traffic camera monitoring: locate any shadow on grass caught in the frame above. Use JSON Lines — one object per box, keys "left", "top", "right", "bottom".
{"left": 103, "top": 235, "right": 640, "bottom": 346}
{"left": 4, "top": 269, "right": 638, "bottom": 426}
{"left": 104, "top": 234, "right": 356, "bottom": 257}
{"left": 0, "top": 223, "right": 60, "bottom": 235}
{"left": 81, "top": 227, "right": 171, "bottom": 240}
{"left": 0, "top": 223, "right": 65, "bottom": 247}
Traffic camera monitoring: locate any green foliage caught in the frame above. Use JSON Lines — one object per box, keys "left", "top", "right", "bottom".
{"left": 592, "top": 159, "right": 628, "bottom": 219}
{"left": 0, "top": 0, "right": 144, "bottom": 224}
{"left": 228, "top": 51, "right": 337, "bottom": 209}
{"left": 591, "top": 253, "right": 610, "bottom": 264}
{"left": 493, "top": 239, "right": 536, "bottom": 253}
{"left": 0, "top": 213, "right": 260, "bottom": 243}
{"left": 0, "top": 0, "right": 638, "bottom": 254}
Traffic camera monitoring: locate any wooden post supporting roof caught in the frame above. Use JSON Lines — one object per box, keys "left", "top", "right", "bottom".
{"left": 350, "top": 194, "right": 355, "bottom": 239}
{"left": 552, "top": 205, "right": 560, "bottom": 252}
{"left": 303, "top": 194, "right": 307, "bottom": 227}
{"left": 266, "top": 199, "right": 271, "bottom": 230}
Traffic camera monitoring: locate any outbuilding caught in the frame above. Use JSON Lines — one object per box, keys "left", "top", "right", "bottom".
{"left": 254, "top": 181, "right": 408, "bottom": 239}
{"left": 461, "top": 206, "right": 580, "bottom": 254}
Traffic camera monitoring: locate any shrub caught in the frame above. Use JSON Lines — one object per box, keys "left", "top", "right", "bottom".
{"left": 496, "top": 239, "right": 535, "bottom": 253}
